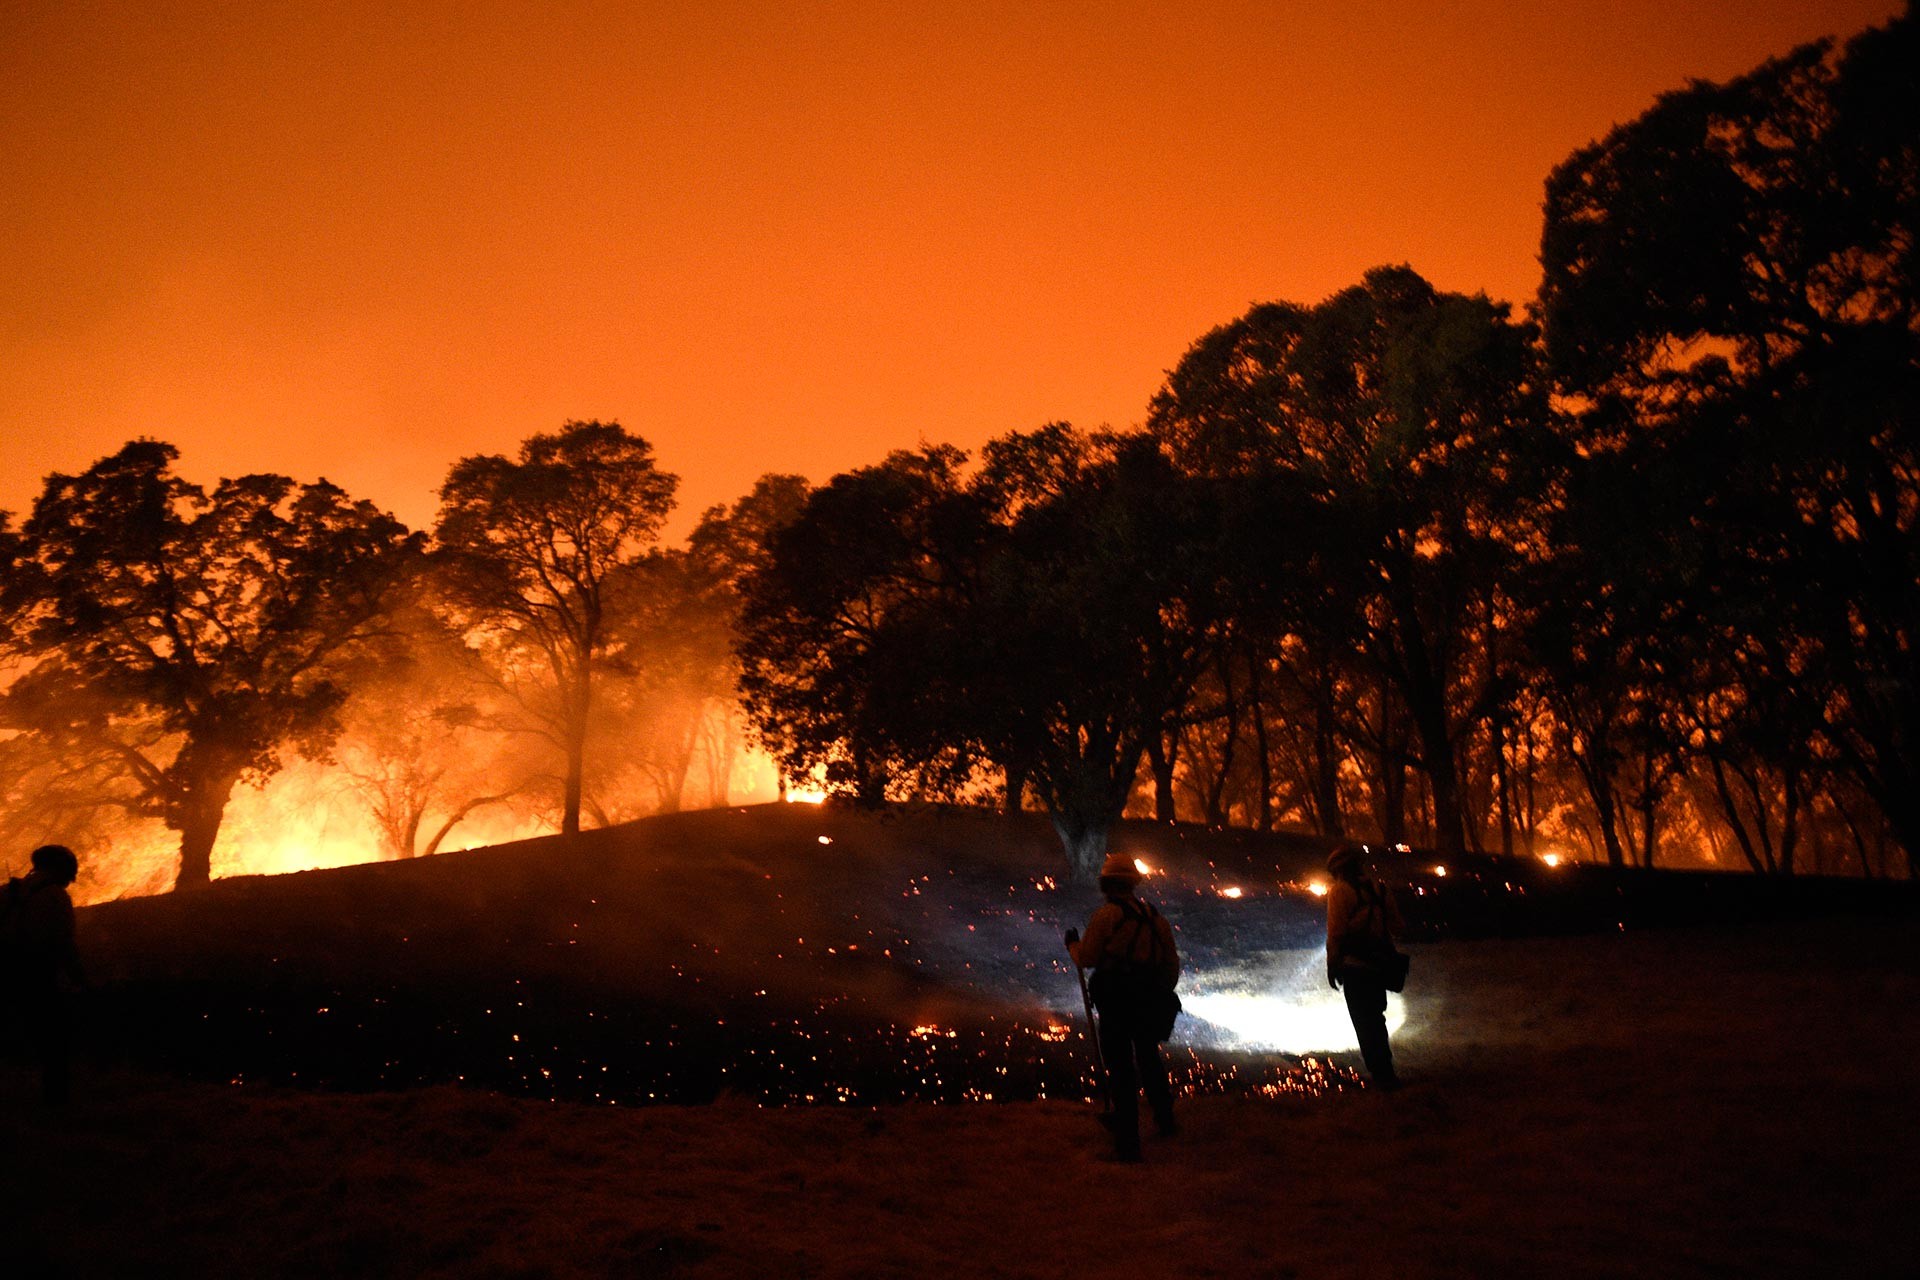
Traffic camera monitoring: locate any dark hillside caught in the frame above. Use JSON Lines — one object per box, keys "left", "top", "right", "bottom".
{"left": 74, "top": 805, "right": 1343, "bottom": 1104}
{"left": 71, "top": 804, "right": 1917, "bottom": 1106}
{"left": 6, "top": 805, "right": 1914, "bottom": 1277}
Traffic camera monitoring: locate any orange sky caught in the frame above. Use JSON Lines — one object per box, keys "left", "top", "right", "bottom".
{"left": 1, "top": 0, "right": 1901, "bottom": 538}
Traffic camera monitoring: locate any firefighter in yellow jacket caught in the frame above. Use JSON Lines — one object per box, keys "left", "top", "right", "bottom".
{"left": 1066, "top": 852, "right": 1180, "bottom": 1161}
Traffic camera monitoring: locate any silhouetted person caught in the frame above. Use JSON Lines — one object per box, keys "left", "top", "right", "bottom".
{"left": 2, "top": 844, "right": 86, "bottom": 1104}
{"left": 1326, "top": 844, "right": 1405, "bottom": 1090}
{"left": 1066, "top": 852, "right": 1179, "bottom": 1161}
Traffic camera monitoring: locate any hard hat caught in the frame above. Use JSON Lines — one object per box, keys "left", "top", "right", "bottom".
{"left": 1099, "top": 852, "right": 1143, "bottom": 881}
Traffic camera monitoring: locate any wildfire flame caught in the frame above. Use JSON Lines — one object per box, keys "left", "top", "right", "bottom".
{"left": 909, "top": 1024, "right": 957, "bottom": 1039}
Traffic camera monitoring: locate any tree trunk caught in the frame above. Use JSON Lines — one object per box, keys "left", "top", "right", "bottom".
{"left": 713, "top": 709, "right": 742, "bottom": 807}
{"left": 1405, "top": 686, "right": 1467, "bottom": 861}
{"left": 1597, "top": 787, "right": 1627, "bottom": 868}
{"left": 1004, "top": 759, "right": 1028, "bottom": 815}
{"left": 1492, "top": 716, "right": 1515, "bottom": 858}
{"left": 1202, "top": 654, "right": 1239, "bottom": 826}
{"left": 1049, "top": 745, "right": 1140, "bottom": 882}
{"left": 1051, "top": 811, "right": 1112, "bottom": 883}
{"left": 560, "top": 640, "right": 595, "bottom": 836}
{"left": 171, "top": 772, "right": 241, "bottom": 890}
{"left": 1576, "top": 739, "right": 1628, "bottom": 870}
{"left": 1779, "top": 770, "right": 1801, "bottom": 877}
{"left": 1384, "top": 573, "right": 1467, "bottom": 859}
{"left": 1705, "top": 751, "right": 1771, "bottom": 874}
{"left": 1146, "top": 733, "right": 1177, "bottom": 823}
{"left": 1879, "top": 787, "right": 1920, "bottom": 879}
{"left": 1313, "top": 672, "right": 1343, "bottom": 838}
{"left": 562, "top": 733, "right": 585, "bottom": 835}
{"left": 423, "top": 789, "right": 522, "bottom": 856}
{"left": 398, "top": 805, "right": 424, "bottom": 860}
{"left": 1484, "top": 592, "right": 1513, "bottom": 857}
{"left": 1376, "top": 711, "right": 1409, "bottom": 847}
{"left": 1247, "top": 652, "right": 1275, "bottom": 832}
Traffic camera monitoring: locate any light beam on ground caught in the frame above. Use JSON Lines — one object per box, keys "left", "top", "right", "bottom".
{"left": 1174, "top": 948, "right": 1407, "bottom": 1054}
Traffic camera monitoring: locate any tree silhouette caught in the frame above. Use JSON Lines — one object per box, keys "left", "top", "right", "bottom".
{"left": 1521, "top": 439, "right": 1689, "bottom": 867}
{"left": 1150, "top": 266, "right": 1545, "bottom": 859}
{"left": 968, "top": 425, "right": 1223, "bottom": 876}
{"left": 434, "top": 421, "right": 678, "bottom": 836}
{"left": 1540, "top": 6, "right": 1919, "bottom": 870}
{"left": 0, "top": 441, "right": 421, "bottom": 888}
{"left": 736, "top": 427, "right": 1222, "bottom": 878}
{"left": 737, "top": 447, "right": 982, "bottom": 806}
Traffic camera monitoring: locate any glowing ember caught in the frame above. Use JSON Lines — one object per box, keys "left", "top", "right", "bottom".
{"left": 817, "top": 835, "right": 834, "bottom": 845}
{"left": 1432, "top": 864, "right": 1448, "bottom": 877}
{"left": 1133, "top": 858, "right": 1154, "bottom": 876}
{"left": 909, "top": 1025, "right": 958, "bottom": 1039}
{"left": 1306, "top": 880, "right": 1329, "bottom": 897}
{"left": 1542, "top": 852, "right": 1564, "bottom": 867}
{"left": 1218, "top": 885, "right": 1244, "bottom": 899}
{"left": 785, "top": 788, "right": 829, "bottom": 805}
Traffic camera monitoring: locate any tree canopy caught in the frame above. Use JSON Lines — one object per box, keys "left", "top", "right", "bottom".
{"left": 434, "top": 420, "right": 679, "bottom": 836}
{"left": 1538, "top": 6, "right": 1920, "bottom": 870}
{"left": 0, "top": 441, "right": 422, "bottom": 887}
{"left": 1150, "top": 266, "right": 1547, "bottom": 859}
{"left": 736, "top": 427, "right": 1224, "bottom": 878}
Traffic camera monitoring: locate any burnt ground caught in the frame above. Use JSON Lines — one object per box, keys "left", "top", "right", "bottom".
{"left": 2, "top": 805, "right": 1915, "bottom": 1276}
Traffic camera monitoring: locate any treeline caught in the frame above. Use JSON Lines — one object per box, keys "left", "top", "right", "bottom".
{"left": 735, "top": 11, "right": 1918, "bottom": 880}
{"left": 2, "top": 10, "right": 1913, "bottom": 892}
{"left": 0, "top": 425, "right": 806, "bottom": 895}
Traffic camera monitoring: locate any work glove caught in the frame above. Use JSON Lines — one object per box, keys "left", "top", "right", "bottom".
{"left": 1064, "top": 928, "right": 1080, "bottom": 946}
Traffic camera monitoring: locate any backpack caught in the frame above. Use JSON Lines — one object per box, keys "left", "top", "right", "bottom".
{"left": 0, "top": 877, "right": 25, "bottom": 949}
{"left": 1091, "top": 899, "right": 1183, "bottom": 1041}
{"left": 0, "top": 878, "right": 29, "bottom": 977}
{"left": 1342, "top": 878, "right": 1412, "bottom": 993}
{"left": 0, "top": 876, "right": 61, "bottom": 961}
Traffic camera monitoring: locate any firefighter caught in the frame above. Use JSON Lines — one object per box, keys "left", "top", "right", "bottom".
{"left": 1066, "top": 852, "right": 1180, "bottom": 1161}
{"left": 1325, "top": 844, "right": 1405, "bottom": 1090}
{"left": 2, "top": 844, "right": 87, "bottom": 1104}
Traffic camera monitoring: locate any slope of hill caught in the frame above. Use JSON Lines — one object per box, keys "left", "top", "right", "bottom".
{"left": 69, "top": 804, "right": 1349, "bottom": 1105}
{"left": 63, "top": 802, "right": 1919, "bottom": 1108}
{"left": 0, "top": 807, "right": 1909, "bottom": 1277}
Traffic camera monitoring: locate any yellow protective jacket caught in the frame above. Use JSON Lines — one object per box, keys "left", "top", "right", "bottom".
{"left": 1326, "top": 875, "right": 1403, "bottom": 978}
{"left": 1070, "top": 895, "right": 1180, "bottom": 988}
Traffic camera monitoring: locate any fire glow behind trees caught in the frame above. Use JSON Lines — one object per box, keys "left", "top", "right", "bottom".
{"left": 0, "top": 3, "right": 1914, "bottom": 895}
